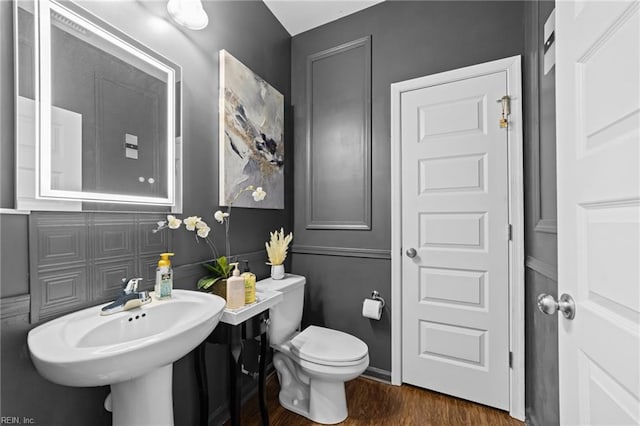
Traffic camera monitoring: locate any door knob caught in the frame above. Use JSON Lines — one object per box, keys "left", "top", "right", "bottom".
{"left": 537, "top": 293, "right": 576, "bottom": 320}
{"left": 406, "top": 248, "right": 417, "bottom": 258}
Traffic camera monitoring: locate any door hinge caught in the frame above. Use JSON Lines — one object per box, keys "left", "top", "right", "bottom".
{"left": 509, "top": 351, "right": 513, "bottom": 368}
{"left": 508, "top": 224, "right": 513, "bottom": 241}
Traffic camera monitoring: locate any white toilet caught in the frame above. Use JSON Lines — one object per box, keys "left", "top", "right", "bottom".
{"left": 260, "top": 274, "right": 369, "bottom": 424}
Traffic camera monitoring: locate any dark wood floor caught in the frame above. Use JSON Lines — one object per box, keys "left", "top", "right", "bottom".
{"left": 232, "top": 375, "right": 525, "bottom": 426}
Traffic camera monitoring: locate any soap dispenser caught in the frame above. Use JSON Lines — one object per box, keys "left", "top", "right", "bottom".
{"left": 241, "top": 260, "right": 256, "bottom": 304}
{"left": 155, "top": 252, "right": 174, "bottom": 300}
{"left": 226, "top": 263, "right": 245, "bottom": 309}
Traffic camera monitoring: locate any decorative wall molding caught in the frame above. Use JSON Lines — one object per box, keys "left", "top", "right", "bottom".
{"left": 0, "top": 294, "right": 31, "bottom": 319}
{"left": 528, "top": 16, "right": 543, "bottom": 231}
{"left": 523, "top": 4, "right": 560, "bottom": 426}
{"left": 363, "top": 366, "right": 392, "bottom": 383}
{"left": 0, "top": 208, "right": 30, "bottom": 215}
{"left": 29, "top": 212, "right": 167, "bottom": 323}
{"left": 528, "top": 3, "right": 557, "bottom": 235}
{"left": 305, "top": 36, "right": 372, "bottom": 230}
{"left": 525, "top": 255, "right": 558, "bottom": 282}
{"left": 534, "top": 219, "right": 557, "bottom": 234}
{"left": 292, "top": 245, "right": 391, "bottom": 259}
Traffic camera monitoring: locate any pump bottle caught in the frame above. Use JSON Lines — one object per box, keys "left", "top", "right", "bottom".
{"left": 226, "top": 263, "right": 245, "bottom": 309}
{"left": 241, "top": 260, "right": 256, "bottom": 304}
{"left": 155, "top": 252, "right": 174, "bottom": 299}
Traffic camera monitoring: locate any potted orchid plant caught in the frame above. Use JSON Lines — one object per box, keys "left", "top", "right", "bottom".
{"left": 153, "top": 185, "right": 266, "bottom": 298}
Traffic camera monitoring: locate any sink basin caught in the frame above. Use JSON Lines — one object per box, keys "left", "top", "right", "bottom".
{"left": 28, "top": 289, "right": 226, "bottom": 425}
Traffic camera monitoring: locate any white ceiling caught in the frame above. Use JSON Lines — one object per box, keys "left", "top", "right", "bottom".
{"left": 262, "top": 0, "right": 385, "bottom": 36}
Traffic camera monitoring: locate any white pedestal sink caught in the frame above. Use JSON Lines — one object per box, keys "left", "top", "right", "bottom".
{"left": 28, "top": 290, "right": 226, "bottom": 426}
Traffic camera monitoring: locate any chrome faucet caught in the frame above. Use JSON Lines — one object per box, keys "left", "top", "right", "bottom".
{"left": 101, "top": 278, "right": 151, "bottom": 316}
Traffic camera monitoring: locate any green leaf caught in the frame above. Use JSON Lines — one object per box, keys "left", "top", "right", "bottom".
{"left": 215, "top": 256, "right": 232, "bottom": 278}
{"left": 196, "top": 276, "right": 212, "bottom": 289}
{"left": 217, "top": 256, "right": 228, "bottom": 270}
{"left": 197, "top": 276, "right": 224, "bottom": 290}
{"left": 202, "top": 263, "right": 218, "bottom": 273}
{"left": 201, "top": 258, "right": 231, "bottom": 279}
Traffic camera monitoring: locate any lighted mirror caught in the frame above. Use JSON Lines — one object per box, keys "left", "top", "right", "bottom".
{"left": 15, "top": 0, "right": 182, "bottom": 211}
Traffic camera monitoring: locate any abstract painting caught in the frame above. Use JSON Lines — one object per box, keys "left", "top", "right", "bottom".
{"left": 219, "top": 49, "right": 284, "bottom": 209}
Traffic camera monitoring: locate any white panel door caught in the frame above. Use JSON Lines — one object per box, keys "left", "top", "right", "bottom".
{"left": 17, "top": 96, "right": 82, "bottom": 211}
{"left": 555, "top": 1, "right": 640, "bottom": 424}
{"left": 401, "top": 70, "right": 510, "bottom": 409}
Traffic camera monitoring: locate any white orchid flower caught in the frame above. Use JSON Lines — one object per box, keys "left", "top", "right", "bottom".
{"left": 214, "top": 210, "right": 230, "bottom": 223}
{"left": 184, "top": 216, "right": 201, "bottom": 231}
{"left": 252, "top": 187, "right": 267, "bottom": 202}
{"left": 196, "top": 224, "right": 211, "bottom": 238}
{"left": 167, "top": 215, "right": 182, "bottom": 229}
{"left": 152, "top": 220, "right": 166, "bottom": 233}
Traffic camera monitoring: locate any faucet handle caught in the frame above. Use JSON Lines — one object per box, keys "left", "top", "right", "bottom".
{"left": 123, "top": 277, "right": 144, "bottom": 294}
{"left": 119, "top": 277, "right": 129, "bottom": 294}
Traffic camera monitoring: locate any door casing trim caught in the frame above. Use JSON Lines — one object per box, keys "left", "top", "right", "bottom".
{"left": 390, "top": 55, "right": 525, "bottom": 421}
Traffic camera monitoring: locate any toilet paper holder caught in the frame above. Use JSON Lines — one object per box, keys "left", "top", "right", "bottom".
{"left": 370, "top": 291, "right": 385, "bottom": 308}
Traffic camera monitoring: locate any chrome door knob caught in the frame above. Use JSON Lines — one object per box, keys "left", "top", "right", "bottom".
{"left": 537, "top": 294, "right": 558, "bottom": 315}
{"left": 537, "top": 293, "right": 576, "bottom": 320}
{"left": 406, "top": 248, "right": 417, "bottom": 258}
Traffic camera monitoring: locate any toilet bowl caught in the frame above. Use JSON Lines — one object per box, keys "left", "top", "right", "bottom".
{"left": 273, "top": 326, "right": 369, "bottom": 424}
{"left": 258, "top": 275, "right": 369, "bottom": 424}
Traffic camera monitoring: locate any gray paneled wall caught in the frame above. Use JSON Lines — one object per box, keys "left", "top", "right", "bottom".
{"left": 305, "top": 36, "right": 371, "bottom": 230}
{"left": 523, "top": 1, "right": 559, "bottom": 425}
{"left": 0, "top": 0, "right": 15, "bottom": 207}
{"left": 294, "top": 254, "right": 391, "bottom": 377}
{"left": 28, "top": 212, "right": 167, "bottom": 322}
{"left": 524, "top": 267, "right": 559, "bottom": 426}
{"left": 291, "top": 1, "right": 525, "bottom": 377}
{"left": 0, "top": 214, "right": 29, "bottom": 297}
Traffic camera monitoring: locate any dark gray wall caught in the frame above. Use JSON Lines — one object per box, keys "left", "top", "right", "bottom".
{"left": 290, "top": 0, "right": 525, "bottom": 376}
{"left": 0, "top": 0, "right": 15, "bottom": 209}
{"left": 523, "top": 1, "right": 559, "bottom": 425}
{"left": 0, "top": 1, "right": 291, "bottom": 424}
{"left": 0, "top": 0, "right": 29, "bottom": 300}
{"left": 305, "top": 36, "right": 372, "bottom": 231}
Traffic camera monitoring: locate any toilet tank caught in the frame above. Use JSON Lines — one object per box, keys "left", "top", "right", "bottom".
{"left": 257, "top": 274, "right": 306, "bottom": 345}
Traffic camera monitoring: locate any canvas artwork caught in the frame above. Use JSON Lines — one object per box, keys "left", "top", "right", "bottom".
{"left": 219, "top": 49, "right": 284, "bottom": 209}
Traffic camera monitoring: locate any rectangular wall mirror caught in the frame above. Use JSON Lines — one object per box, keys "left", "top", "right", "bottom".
{"left": 15, "top": 0, "right": 182, "bottom": 211}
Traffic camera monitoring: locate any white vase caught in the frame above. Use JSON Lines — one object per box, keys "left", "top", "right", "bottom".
{"left": 271, "top": 264, "right": 285, "bottom": 280}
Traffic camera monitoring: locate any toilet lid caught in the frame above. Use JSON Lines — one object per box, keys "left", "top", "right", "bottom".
{"left": 290, "top": 326, "right": 368, "bottom": 364}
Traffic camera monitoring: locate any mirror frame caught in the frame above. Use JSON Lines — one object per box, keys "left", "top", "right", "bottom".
{"left": 15, "top": 0, "right": 182, "bottom": 209}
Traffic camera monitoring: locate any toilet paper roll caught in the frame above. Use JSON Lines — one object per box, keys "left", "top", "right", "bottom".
{"left": 362, "top": 298, "right": 383, "bottom": 320}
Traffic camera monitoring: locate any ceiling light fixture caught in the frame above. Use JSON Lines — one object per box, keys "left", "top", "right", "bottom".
{"left": 167, "top": 0, "right": 209, "bottom": 30}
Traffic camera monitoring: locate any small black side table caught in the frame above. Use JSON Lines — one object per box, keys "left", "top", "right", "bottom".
{"left": 194, "top": 289, "right": 282, "bottom": 426}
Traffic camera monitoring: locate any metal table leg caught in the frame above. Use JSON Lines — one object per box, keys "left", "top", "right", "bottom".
{"left": 229, "top": 326, "right": 243, "bottom": 426}
{"left": 258, "top": 332, "right": 269, "bottom": 426}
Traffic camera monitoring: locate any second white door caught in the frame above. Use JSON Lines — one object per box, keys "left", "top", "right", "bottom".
{"left": 400, "top": 62, "right": 512, "bottom": 409}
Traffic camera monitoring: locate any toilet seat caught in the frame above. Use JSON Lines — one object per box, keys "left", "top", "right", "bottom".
{"left": 290, "top": 326, "right": 368, "bottom": 367}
